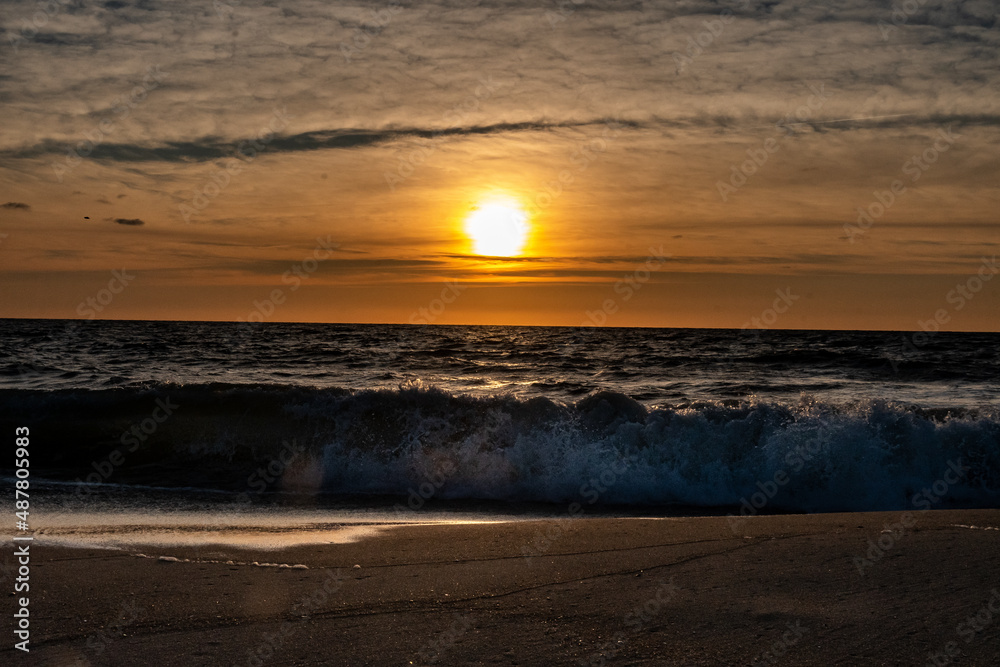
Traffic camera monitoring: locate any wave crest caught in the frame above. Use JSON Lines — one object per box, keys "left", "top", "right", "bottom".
{"left": 3, "top": 384, "right": 998, "bottom": 512}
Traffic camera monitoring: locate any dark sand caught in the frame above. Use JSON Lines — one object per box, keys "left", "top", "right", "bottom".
{"left": 6, "top": 509, "right": 1000, "bottom": 666}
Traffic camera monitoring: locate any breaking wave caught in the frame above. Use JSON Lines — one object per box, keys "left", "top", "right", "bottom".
{"left": 2, "top": 383, "right": 998, "bottom": 512}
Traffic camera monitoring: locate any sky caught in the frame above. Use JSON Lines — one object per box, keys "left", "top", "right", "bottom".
{"left": 1, "top": 0, "right": 998, "bottom": 330}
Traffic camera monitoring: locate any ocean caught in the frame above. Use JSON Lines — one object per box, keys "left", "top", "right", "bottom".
{"left": 1, "top": 319, "right": 998, "bottom": 548}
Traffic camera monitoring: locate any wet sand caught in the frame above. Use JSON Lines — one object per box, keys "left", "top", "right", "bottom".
{"left": 6, "top": 509, "right": 1000, "bottom": 666}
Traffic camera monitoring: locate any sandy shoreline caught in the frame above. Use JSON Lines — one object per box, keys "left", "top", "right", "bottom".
{"left": 5, "top": 509, "right": 1000, "bottom": 666}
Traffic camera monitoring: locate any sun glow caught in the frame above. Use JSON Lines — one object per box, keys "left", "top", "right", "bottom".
{"left": 464, "top": 199, "right": 530, "bottom": 257}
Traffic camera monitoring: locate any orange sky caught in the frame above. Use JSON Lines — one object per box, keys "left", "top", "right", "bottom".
{"left": 1, "top": 0, "right": 998, "bottom": 330}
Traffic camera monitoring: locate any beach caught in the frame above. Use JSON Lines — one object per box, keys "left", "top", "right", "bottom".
{"left": 3, "top": 322, "right": 999, "bottom": 665}
{"left": 4, "top": 0, "right": 999, "bottom": 662}
{"left": 8, "top": 509, "right": 1000, "bottom": 666}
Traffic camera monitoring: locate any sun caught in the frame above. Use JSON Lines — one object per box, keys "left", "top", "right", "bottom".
{"left": 464, "top": 199, "right": 530, "bottom": 257}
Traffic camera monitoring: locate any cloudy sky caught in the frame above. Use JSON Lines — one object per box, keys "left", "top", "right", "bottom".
{"left": 1, "top": 0, "right": 998, "bottom": 329}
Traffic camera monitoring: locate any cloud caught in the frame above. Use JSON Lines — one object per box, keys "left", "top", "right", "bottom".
{"left": 0, "top": 0, "right": 997, "bottom": 300}
{"left": 5, "top": 112, "right": 1000, "bottom": 165}
{"left": 1, "top": 202, "right": 30, "bottom": 210}
{"left": 113, "top": 217, "right": 145, "bottom": 226}
{"left": 2, "top": 0, "right": 997, "bottom": 160}
{"left": 0, "top": 119, "right": 635, "bottom": 162}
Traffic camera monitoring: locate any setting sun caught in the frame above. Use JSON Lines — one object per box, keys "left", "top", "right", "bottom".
{"left": 464, "top": 199, "right": 530, "bottom": 257}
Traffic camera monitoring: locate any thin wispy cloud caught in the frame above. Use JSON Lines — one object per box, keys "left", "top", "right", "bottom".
{"left": 0, "top": 0, "right": 997, "bottom": 326}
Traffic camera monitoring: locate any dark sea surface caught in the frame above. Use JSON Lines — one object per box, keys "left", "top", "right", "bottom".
{"left": 1, "top": 319, "right": 999, "bottom": 520}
